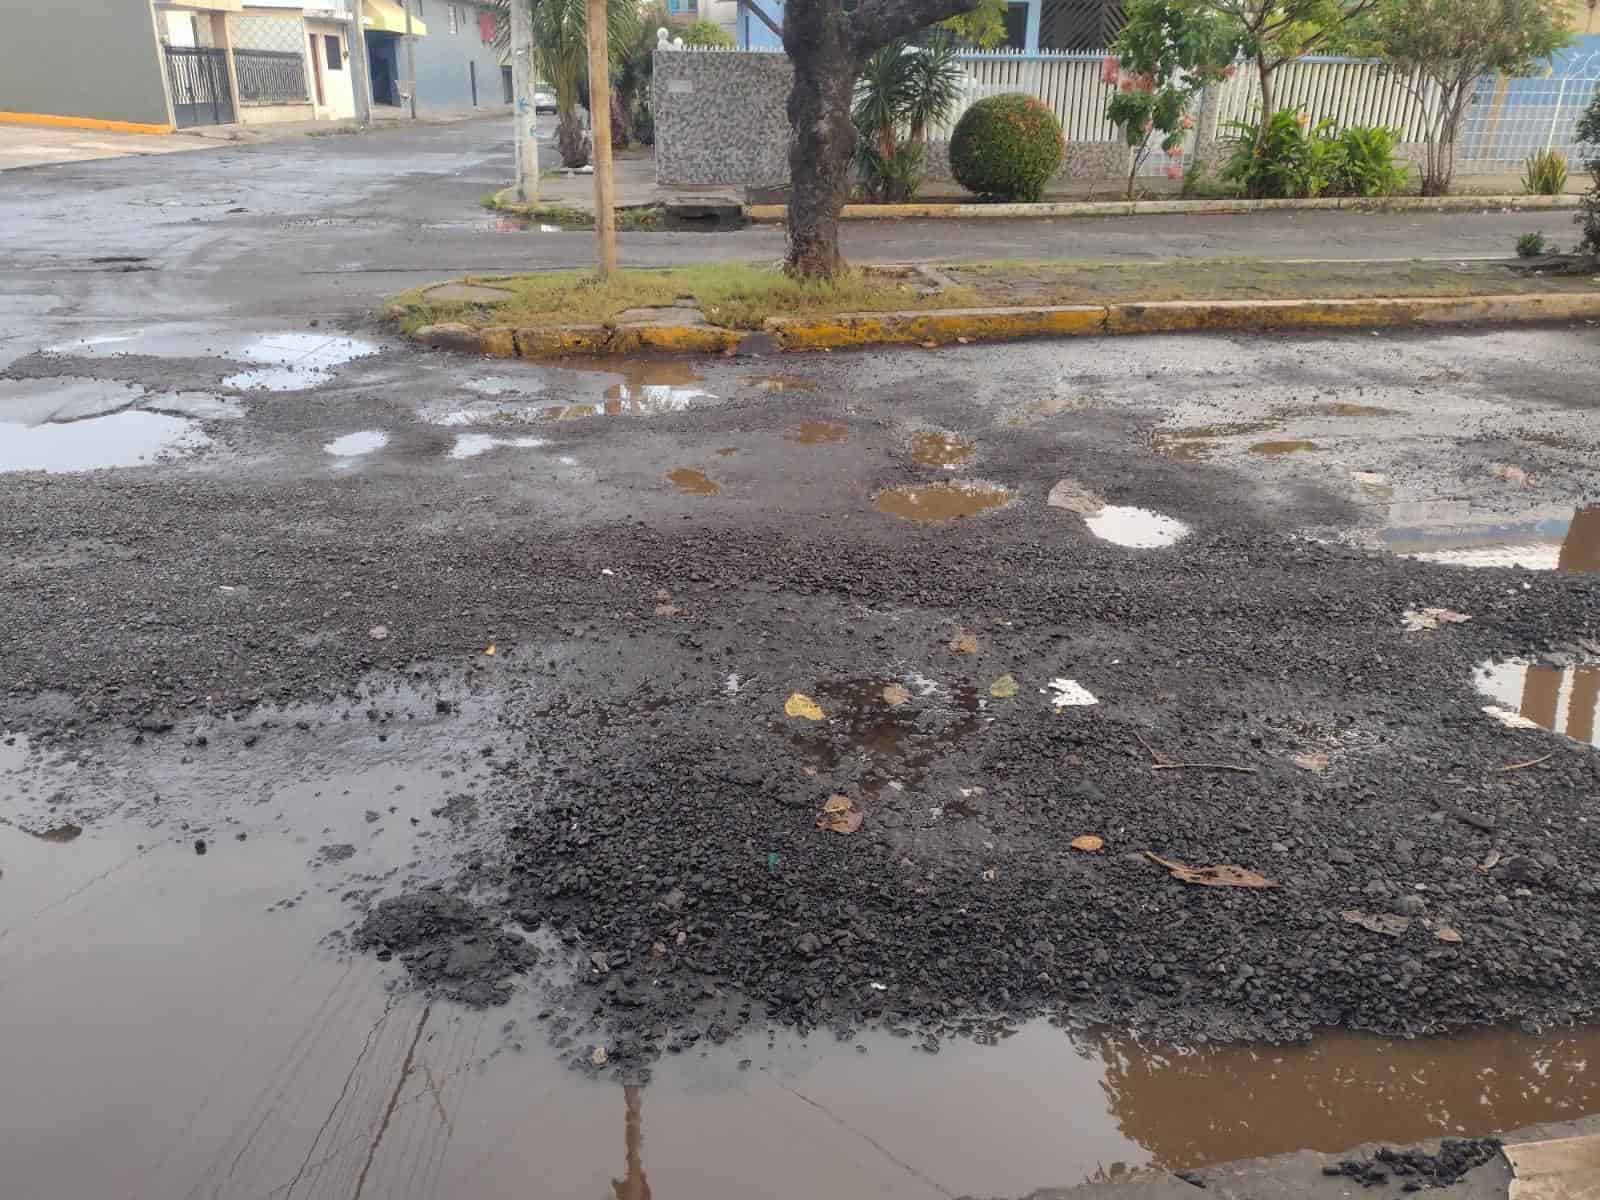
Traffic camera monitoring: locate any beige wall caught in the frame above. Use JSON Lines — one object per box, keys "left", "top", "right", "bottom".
{"left": 307, "top": 20, "right": 356, "bottom": 120}
{"left": 235, "top": 101, "right": 315, "bottom": 124}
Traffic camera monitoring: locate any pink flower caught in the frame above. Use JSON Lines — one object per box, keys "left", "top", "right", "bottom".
{"left": 1101, "top": 55, "right": 1121, "bottom": 85}
{"left": 1180, "top": 114, "right": 1194, "bottom": 130}
{"left": 1166, "top": 164, "right": 1183, "bottom": 180}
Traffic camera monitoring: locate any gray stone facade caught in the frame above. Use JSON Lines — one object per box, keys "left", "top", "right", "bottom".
{"left": 653, "top": 49, "right": 792, "bottom": 187}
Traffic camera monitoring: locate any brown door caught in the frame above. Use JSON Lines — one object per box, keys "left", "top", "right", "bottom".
{"left": 310, "top": 32, "right": 326, "bottom": 106}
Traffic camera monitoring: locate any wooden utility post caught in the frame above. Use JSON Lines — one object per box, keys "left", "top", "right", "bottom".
{"left": 511, "top": 0, "right": 539, "bottom": 202}
{"left": 585, "top": 0, "right": 617, "bottom": 277}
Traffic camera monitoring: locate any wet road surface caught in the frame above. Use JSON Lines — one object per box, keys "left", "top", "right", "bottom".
{"left": 2, "top": 117, "right": 1599, "bottom": 1200}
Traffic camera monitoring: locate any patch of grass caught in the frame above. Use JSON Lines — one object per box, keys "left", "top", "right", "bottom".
{"left": 396, "top": 264, "right": 976, "bottom": 332}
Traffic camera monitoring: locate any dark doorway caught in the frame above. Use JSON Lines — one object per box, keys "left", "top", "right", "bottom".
{"left": 364, "top": 30, "right": 400, "bottom": 106}
{"left": 163, "top": 45, "right": 233, "bottom": 128}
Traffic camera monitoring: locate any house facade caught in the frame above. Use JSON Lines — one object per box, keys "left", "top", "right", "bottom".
{"left": 0, "top": 0, "right": 506, "bottom": 135}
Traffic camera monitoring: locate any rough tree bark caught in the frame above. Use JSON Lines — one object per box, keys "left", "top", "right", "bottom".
{"left": 782, "top": 0, "right": 981, "bottom": 279}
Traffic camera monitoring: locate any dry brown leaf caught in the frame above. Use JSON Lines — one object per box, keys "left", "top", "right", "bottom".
{"left": 485, "top": 644, "right": 496, "bottom": 656}
{"left": 655, "top": 589, "right": 672, "bottom": 603}
{"left": 822, "top": 794, "right": 853, "bottom": 814}
{"left": 785, "top": 692, "right": 824, "bottom": 721}
{"left": 1070, "top": 835, "right": 1104, "bottom": 853}
{"left": 1480, "top": 849, "right": 1503, "bottom": 872}
{"left": 883, "top": 683, "right": 911, "bottom": 707}
{"left": 949, "top": 630, "right": 979, "bottom": 654}
{"left": 1146, "top": 852, "right": 1277, "bottom": 889}
{"left": 654, "top": 604, "right": 681, "bottom": 617}
{"left": 1342, "top": 909, "right": 1410, "bottom": 937}
{"left": 1435, "top": 926, "right": 1464, "bottom": 943}
{"left": 817, "top": 808, "right": 863, "bottom": 834}
{"left": 1401, "top": 607, "right": 1472, "bottom": 633}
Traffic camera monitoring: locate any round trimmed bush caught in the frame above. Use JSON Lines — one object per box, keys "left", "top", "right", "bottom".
{"left": 948, "top": 93, "right": 1064, "bottom": 202}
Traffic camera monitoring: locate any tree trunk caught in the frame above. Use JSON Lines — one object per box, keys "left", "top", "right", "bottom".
{"left": 1256, "top": 57, "right": 1276, "bottom": 131}
{"left": 784, "top": 0, "right": 858, "bottom": 279}
{"left": 558, "top": 109, "right": 589, "bottom": 167}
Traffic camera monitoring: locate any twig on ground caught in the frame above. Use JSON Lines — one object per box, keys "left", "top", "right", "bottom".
{"left": 1499, "top": 752, "right": 1554, "bottom": 772}
{"left": 1150, "top": 762, "right": 1259, "bottom": 774}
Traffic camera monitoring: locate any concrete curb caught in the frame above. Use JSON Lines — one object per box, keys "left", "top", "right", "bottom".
{"left": 399, "top": 290, "right": 1600, "bottom": 359}
{"left": 742, "top": 194, "right": 1582, "bottom": 222}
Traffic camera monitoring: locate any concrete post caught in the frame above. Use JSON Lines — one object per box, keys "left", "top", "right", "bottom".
{"left": 347, "top": 0, "right": 373, "bottom": 124}
{"left": 512, "top": 0, "right": 540, "bottom": 202}
{"left": 404, "top": 0, "right": 417, "bottom": 118}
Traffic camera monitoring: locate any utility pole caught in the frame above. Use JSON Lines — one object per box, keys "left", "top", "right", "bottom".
{"left": 512, "top": 0, "right": 539, "bottom": 202}
{"left": 404, "top": 0, "right": 417, "bottom": 119}
{"left": 585, "top": 0, "right": 616, "bottom": 276}
{"left": 347, "top": 0, "right": 372, "bottom": 124}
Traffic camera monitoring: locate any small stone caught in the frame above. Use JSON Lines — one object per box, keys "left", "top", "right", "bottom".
{"left": 1392, "top": 894, "right": 1427, "bottom": 917}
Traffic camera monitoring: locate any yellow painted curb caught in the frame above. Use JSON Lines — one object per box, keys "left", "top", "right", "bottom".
{"left": 742, "top": 194, "right": 1582, "bottom": 223}
{"left": 0, "top": 110, "right": 173, "bottom": 135}
{"left": 611, "top": 323, "right": 743, "bottom": 354}
{"left": 1104, "top": 293, "right": 1600, "bottom": 335}
{"left": 513, "top": 325, "right": 611, "bottom": 356}
{"left": 768, "top": 306, "right": 1105, "bottom": 350}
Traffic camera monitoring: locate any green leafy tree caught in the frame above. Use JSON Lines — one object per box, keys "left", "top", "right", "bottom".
{"left": 1372, "top": 0, "right": 1572, "bottom": 194}
{"left": 678, "top": 19, "right": 735, "bottom": 46}
{"left": 853, "top": 33, "right": 964, "bottom": 202}
{"left": 1105, "top": 0, "right": 1244, "bottom": 198}
{"left": 502, "top": 0, "right": 639, "bottom": 168}
{"left": 1578, "top": 83, "right": 1600, "bottom": 253}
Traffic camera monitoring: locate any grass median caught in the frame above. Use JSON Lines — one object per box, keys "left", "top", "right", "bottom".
{"left": 392, "top": 258, "right": 1600, "bottom": 337}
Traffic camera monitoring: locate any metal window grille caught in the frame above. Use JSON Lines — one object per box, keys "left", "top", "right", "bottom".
{"left": 234, "top": 50, "right": 311, "bottom": 104}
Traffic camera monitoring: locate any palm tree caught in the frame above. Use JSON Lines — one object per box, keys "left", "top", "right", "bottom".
{"left": 493, "top": 0, "right": 640, "bottom": 168}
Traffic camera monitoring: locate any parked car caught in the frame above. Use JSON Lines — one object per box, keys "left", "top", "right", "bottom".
{"left": 533, "top": 86, "right": 557, "bottom": 114}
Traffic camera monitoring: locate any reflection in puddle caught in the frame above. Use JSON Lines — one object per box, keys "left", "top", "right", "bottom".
{"left": 786, "top": 676, "right": 982, "bottom": 792}
{"left": 667, "top": 468, "right": 720, "bottom": 495}
{"left": 743, "top": 374, "right": 815, "bottom": 393}
{"left": 784, "top": 421, "right": 848, "bottom": 445}
{"left": 1152, "top": 420, "right": 1278, "bottom": 461}
{"left": 0, "top": 411, "right": 210, "bottom": 474}
{"left": 323, "top": 430, "right": 388, "bottom": 458}
{"left": 1386, "top": 506, "right": 1599, "bottom": 572}
{"left": 449, "top": 434, "right": 548, "bottom": 459}
{"left": 1474, "top": 658, "right": 1599, "bottom": 747}
{"left": 466, "top": 375, "right": 545, "bottom": 397}
{"left": 873, "top": 483, "right": 1012, "bottom": 522}
{"left": 1250, "top": 440, "right": 1321, "bottom": 456}
{"left": 1084, "top": 506, "right": 1189, "bottom": 549}
{"left": 909, "top": 431, "right": 973, "bottom": 468}
{"left": 223, "top": 335, "right": 377, "bottom": 392}
{"left": 421, "top": 400, "right": 548, "bottom": 426}
{"left": 0, "top": 376, "right": 147, "bottom": 423}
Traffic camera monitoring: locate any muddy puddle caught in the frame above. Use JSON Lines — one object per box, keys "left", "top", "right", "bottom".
{"left": 8, "top": 693, "right": 1600, "bottom": 1198}
{"left": 1084, "top": 505, "right": 1190, "bottom": 549}
{"left": 1474, "top": 658, "right": 1599, "bottom": 747}
{"left": 48, "top": 327, "right": 378, "bottom": 392}
{"left": 1250, "top": 439, "right": 1321, "bottom": 456}
{"left": 1385, "top": 505, "right": 1599, "bottom": 572}
{"left": 324, "top": 429, "right": 388, "bottom": 459}
{"left": 785, "top": 421, "right": 849, "bottom": 444}
{"left": 450, "top": 433, "right": 549, "bottom": 460}
{"left": 743, "top": 374, "right": 816, "bottom": 393}
{"left": 667, "top": 468, "right": 720, "bottom": 495}
{"left": 540, "top": 358, "right": 712, "bottom": 421}
{"left": 908, "top": 431, "right": 974, "bottom": 468}
{"left": 873, "top": 482, "right": 1013, "bottom": 522}
{"left": 0, "top": 410, "right": 211, "bottom": 473}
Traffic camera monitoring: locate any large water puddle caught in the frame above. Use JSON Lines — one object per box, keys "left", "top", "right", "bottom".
{"left": 6, "top": 700, "right": 1600, "bottom": 1198}
{"left": 1085, "top": 505, "right": 1190, "bottom": 549}
{"left": 324, "top": 429, "right": 389, "bottom": 459}
{"left": 450, "top": 433, "right": 548, "bottom": 460}
{"left": 48, "top": 328, "right": 378, "bottom": 392}
{"left": 0, "top": 410, "right": 210, "bottom": 473}
{"left": 1474, "top": 658, "right": 1599, "bottom": 748}
{"left": 873, "top": 482, "right": 1013, "bottom": 522}
{"left": 1385, "top": 505, "right": 1599, "bottom": 572}
{"left": 542, "top": 358, "right": 712, "bottom": 421}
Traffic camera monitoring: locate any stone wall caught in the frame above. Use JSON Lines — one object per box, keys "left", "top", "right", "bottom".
{"left": 653, "top": 49, "right": 792, "bottom": 188}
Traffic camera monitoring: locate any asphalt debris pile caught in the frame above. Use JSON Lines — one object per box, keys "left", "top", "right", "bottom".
{"left": 355, "top": 889, "right": 537, "bottom": 1006}
{"left": 1323, "top": 1139, "right": 1503, "bottom": 1190}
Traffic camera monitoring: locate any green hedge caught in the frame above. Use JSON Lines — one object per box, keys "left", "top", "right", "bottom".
{"left": 948, "top": 93, "right": 1065, "bottom": 202}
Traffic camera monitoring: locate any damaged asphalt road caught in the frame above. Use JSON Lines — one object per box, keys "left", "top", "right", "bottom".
{"left": 1, "top": 118, "right": 1598, "bottom": 1106}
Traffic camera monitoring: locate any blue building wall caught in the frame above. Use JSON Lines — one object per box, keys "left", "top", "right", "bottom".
{"left": 406, "top": 0, "right": 507, "bottom": 113}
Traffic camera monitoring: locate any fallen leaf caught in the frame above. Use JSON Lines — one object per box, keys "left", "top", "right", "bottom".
{"left": 816, "top": 801, "right": 863, "bottom": 834}
{"left": 1401, "top": 607, "right": 1472, "bottom": 633}
{"left": 654, "top": 604, "right": 681, "bottom": 617}
{"left": 989, "top": 673, "right": 1019, "bottom": 699}
{"left": 785, "top": 692, "right": 824, "bottom": 721}
{"left": 1480, "top": 849, "right": 1502, "bottom": 871}
{"left": 591, "top": 1046, "right": 608, "bottom": 1067}
{"left": 484, "top": 644, "right": 496, "bottom": 656}
{"left": 1435, "top": 926, "right": 1464, "bottom": 943}
{"left": 883, "top": 683, "right": 911, "bottom": 707}
{"left": 1146, "top": 852, "right": 1276, "bottom": 889}
{"left": 1342, "top": 909, "right": 1410, "bottom": 937}
{"left": 1070, "top": 835, "right": 1104, "bottom": 852}
{"left": 368, "top": 625, "right": 389, "bottom": 640}
{"left": 1046, "top": 678, "right": 1098, "bottom": 708}
{"left": 956, "top": 336, "right": 970, "bottom": 344}
{"left": 656, "top": 589, "right": 672, "bottom": 603}
{"left": 822, "top": 794, "right": 853, "bottom": 814}
{"left": 920, "top": 340, "right": 938, "bottom": 349}
{"left": 949, "top": 630, "right": 979, "bottom": 654}
{"left": 982, "top": 867, "right": 997, "bottom": 881}
{"left": 1490, "top": 462, "right": 1531, "bottom": 487}
{"left": 1292, "top": 752, "right": 1329, "bottom": 773}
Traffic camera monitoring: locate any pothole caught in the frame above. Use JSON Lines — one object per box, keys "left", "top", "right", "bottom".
{"left": 743, "top": 374, "right": 815, "bottom": 393}
{"left": 667, "top": 468, "right": 719, "bottom": 495}
{"left": 1250, "top": 440, "right": 1321, "bottom": 456}
{"left": 449, "top": 434, "right": 548, "bottom": 460}
{"left": 1084, "top": 506, "right": 1190, "bottom": 549}
{"left": 873, "top": 482, "right": 1013, "bottom": 522}
{"left": 47, "top": 329, "right": 379, "bottom": 393}
{"left": 1384, "top": 505, "right": 1598, "bottom": 572}
{"left": 420, "top": 400, "right": 548, "bottom": 426}
{"left": 785, "top": 421, "right": 849, "bottom": 445}
{"left": 785, "top": 676, "right": 983, "bottom": 793}
{"left": 909, "top": 431, "right": 974, "bottom": 468}
{"left": 1151, "top": 420, "right": 1279, "bottom": 461}
{"left": 1474, "top": 658, "right": 1599, "bottom": 747}
{"left": 0, "top": 411, "right": 211, "bottom": 474}
{"left": 324, "top": 430, "right": 388, "bottom": 459}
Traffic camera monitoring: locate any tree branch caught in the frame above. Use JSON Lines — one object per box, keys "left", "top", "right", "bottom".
{"left": 848, "top": 0, "right": 982, "bottom": 61}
